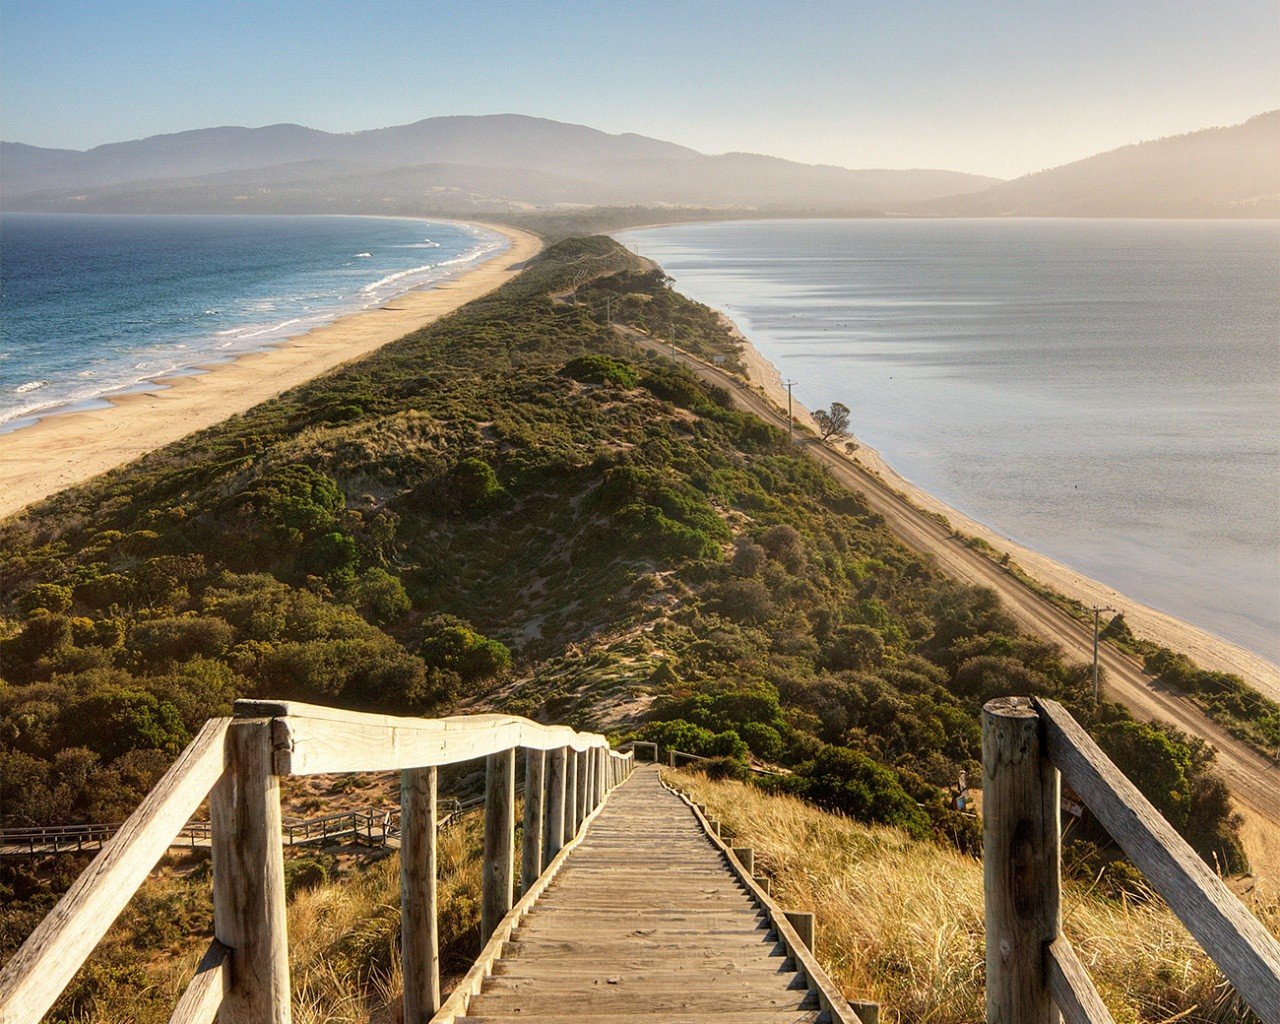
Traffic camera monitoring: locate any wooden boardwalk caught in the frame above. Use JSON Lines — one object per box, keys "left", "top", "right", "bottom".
{"left": 458, "top": 767, "right": 832, "bottom": 1023}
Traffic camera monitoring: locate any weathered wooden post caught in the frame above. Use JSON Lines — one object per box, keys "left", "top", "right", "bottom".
{"left": 521, "top": 749, "right": 546, "bottom": 895}
{"left": 576, "top": 749, "right": 590, "bottom": 825}
{"left": 565, "top": 749, "right": 580, "bottom": 838}
{"left": 783, "top": 911, "right": 815, "bottom": 955}
{"left": 544, "top": 746, "right": 568, "bottom": 866}
{"left": 983, "top": 697, "right": 1060, "bottom": 1024}
{"left": 212, "top": 716, "right": 291, "bottom": 1024}
{"left": 481, "top": 748, "right": 516, "bottom": 940}
{"left": 585, "top": 748, "right": 596, "bottom": 812}
{"left": 400, "top": 765, "right": 439, "bottom": 1021}
{"left": 733, "top": 847, "right": 754, "bottom": 875}
{"left": 595, "top": 748, "right": 606, "bottom": 804}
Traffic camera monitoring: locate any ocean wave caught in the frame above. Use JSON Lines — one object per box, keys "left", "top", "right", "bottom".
{"left": 360, "top": 262, "right": 437, "bottom": 295}
{"left": 2, "top": 223, "right": 510, "bottom": 431}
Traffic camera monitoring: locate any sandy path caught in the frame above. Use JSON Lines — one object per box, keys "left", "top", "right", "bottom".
{"left": 0, "top": 223, "right": 543, "bottom": 520}
{"left": 622, "top": 322, "right": 1280, "bottom": 884}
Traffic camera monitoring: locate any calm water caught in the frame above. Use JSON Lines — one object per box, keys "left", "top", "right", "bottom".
{"left": 0, "top": 214, "right": 505, "bottom": 431}
{"left": 618, "top": 220, "right": 1280, "bottom": 664}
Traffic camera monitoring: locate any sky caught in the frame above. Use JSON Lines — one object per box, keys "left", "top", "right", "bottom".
{"left": 2, "top": 1, "right": 1277, "bottom": 179}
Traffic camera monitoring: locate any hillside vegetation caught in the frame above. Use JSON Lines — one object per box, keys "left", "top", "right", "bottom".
{"left": 0, "top": 237, "right": 1250, "bottom": 973}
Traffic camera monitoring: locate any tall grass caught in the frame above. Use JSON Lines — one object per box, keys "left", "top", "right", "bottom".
{"left": 51, "top": 818, "right": 485, "bottom": 1024}
{"left": 669, "top": 770, "right": 1276, "bottom": 1024}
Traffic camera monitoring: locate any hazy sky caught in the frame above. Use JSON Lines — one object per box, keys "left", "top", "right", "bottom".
{"left": 2, "top": 1, "right": 1277, "bottom": 179}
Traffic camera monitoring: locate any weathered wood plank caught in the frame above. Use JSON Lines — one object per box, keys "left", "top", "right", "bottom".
{"left": 481, "top": 749, "right": 516, "bottom": 940}
{"left": 168, "top": 939, "right": 229, "bottom": 1024}
{"left": 654, "top": 773, "right": 868, "bottom": 1024}
{"left": 1047, "top": 937, "right": 1116, "bottom": 1024}
{"left": 212, "top": 718, "right": 290, "bottom": 1024}
{"left": 521, "top": 749, "right": 546, "bottom": 896}
{"left": 982, "top": 697, "right": 1059, "bottom": 1024}
{"left": 1035, "top": 697, "right": 1280, "bottom": 1019}
{"left": 401, "top": 766, "right": 439, "bottom": 1022}
{"left": 543, "top": 747, "right": 567, "bottom": 866}
{"left": 564, "top": 749, "right": 579, "bottom": 841}
{"left": 0, "top": 717, "right": 230, "bottom": 1024}
{"left": 431, "top": 765, "right": 626, "bottom": 1024}
{"left": 575, "top": 749, "right": 590, "bottom": 833}
{"left": 232, "top": 700, "right": 609, "bottom": 776}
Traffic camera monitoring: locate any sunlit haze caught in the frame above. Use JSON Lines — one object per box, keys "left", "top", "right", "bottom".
{"left": 2, "top": 0, "right": 1277, "bottom": 177}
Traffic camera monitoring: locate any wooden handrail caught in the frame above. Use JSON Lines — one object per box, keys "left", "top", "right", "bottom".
{"left": 983, "top": 696, "right": 1280, "bottom": 1024}
{"left": 0, "top": 717, "right": 230, "bottom": 1024}
{"left": 0, "top": 701, "right": 633, "bottom": 1024}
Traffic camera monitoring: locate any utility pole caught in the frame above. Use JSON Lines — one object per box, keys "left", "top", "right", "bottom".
{"left": 784, "top": 381, "right": 796, "bottom": 441}
{"left": 1089, "top": 605, "right": 1114, "bottom": 700}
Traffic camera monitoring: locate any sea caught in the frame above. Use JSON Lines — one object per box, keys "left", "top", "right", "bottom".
{"left": 617, "top": 219, "right": 1280, "bottom": 664}
{"left": 0, "top": 213, "right": 506, "bottom": 432}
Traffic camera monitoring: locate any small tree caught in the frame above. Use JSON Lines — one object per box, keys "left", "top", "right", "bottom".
{"left": 813, "top": 402, "right": 851, "bottom": 442}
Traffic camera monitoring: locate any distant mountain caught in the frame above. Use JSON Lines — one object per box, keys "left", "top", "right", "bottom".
{"left": 911, "top": 112, "right": 1280, "bottom": 218}
{"left": 0, "top": 114, "right": 999, "bottom": 214}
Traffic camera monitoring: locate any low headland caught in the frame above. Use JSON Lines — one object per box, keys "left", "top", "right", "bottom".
{"left": 1, "top": 233, "right": 1276, "bottom": 1022}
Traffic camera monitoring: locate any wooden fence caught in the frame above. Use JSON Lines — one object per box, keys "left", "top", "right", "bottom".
{"left": 0, "top": 799, "right": 485, "bottom": 858}
{"left": 983, "top": 696, "right": 1280, "bottom": 1024}
{"left": 0, "top": 699, "right": 634, "bottom": 1024}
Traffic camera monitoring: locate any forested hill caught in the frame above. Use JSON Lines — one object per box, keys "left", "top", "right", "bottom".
{"left": 0, "top": 237, "right": 1245, "bottom": 955}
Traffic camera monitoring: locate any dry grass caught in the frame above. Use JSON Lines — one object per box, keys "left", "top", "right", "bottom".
{"left": 668, "top": 770, "right": 1277, "bottom": 1024}
{"left": 53, "top": 817, "right": 484, "bottom": 1024}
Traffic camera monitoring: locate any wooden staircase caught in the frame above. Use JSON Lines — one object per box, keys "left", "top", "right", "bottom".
{"left": 5, "top": 697, "right": 1277, "bottom": 1024}
{"left": 460, "top": 767, "right": 833, "bottom": 1023}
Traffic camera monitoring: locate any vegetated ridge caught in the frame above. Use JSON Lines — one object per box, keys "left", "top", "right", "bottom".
{"left": 0, "top": 237, "right": 1261, "bottom": 1020}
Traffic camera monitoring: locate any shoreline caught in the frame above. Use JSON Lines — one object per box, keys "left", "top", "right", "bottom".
{"left": 0, "top": 221, "right": 543, "bottom": 520}
{"left": 719, "top": 313, "right": 1280, "bottom": 696}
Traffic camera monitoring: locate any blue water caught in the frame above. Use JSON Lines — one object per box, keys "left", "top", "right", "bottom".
{"left": 617, "top": 219, "right": 1280, "bottom": 664}
{"left": 0, "top": 214, "right": 505, "bottom": 431}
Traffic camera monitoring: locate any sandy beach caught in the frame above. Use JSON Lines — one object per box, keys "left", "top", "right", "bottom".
{"left": 725, "top": 314, "right": 1280, "bottom": 698}
{"left": 0, "top": 223, "right": 542, "bottom": 521}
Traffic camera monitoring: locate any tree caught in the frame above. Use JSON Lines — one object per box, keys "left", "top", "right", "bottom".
{"left": 813, "top": 402, "right": 851, "bottom": 442}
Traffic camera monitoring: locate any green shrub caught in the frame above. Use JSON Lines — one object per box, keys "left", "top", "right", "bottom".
{"left": 561, "top": 354, "right": 639, "bottom": 389}
{"left": 797, "top": 745, "right": 931, "bottom": 838}
{"left": 346, "top": 568, "right": 411, "bottom": 625}
{"left": 420, "top": 615, "right": 511, "bottom": 685}
{"left": 450, "top": 457, "right": 504, "bottom": 510}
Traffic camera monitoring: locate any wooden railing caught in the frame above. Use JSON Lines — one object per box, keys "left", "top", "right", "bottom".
{"left": 983, "top": 696, "right": 1280, "bottom": 1024}
{"left": 0, "top": 699, "right": 634, "bottom": 1024}
{"left": 0, "top": 800, "right": 483, "bottom": 858}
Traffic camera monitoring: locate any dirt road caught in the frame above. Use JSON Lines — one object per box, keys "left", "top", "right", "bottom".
{"left": 620, "top": 327, "right": 1280, "bottom": 879}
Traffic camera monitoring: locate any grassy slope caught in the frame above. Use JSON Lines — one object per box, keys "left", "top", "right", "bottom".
{"left": 669, "top": 770, "right": 1277, "bottom": 1024}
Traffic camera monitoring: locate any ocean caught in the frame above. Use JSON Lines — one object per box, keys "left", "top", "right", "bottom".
{"left": 0, "top": 213, "right": 506, "bottom": 432}
{"left": 617, "top": 219, "right": 1280, "bottom": 663}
